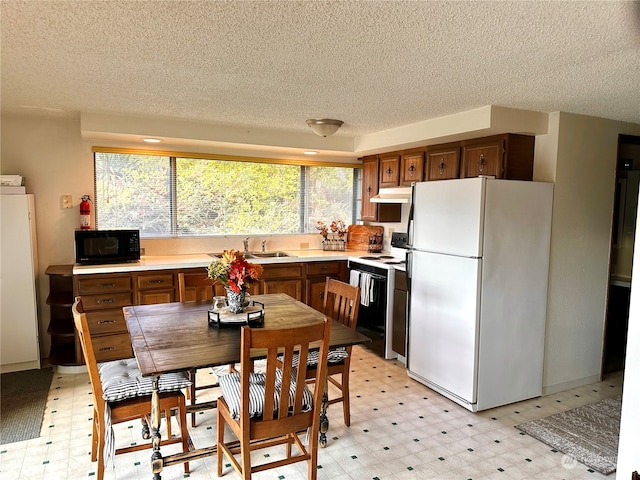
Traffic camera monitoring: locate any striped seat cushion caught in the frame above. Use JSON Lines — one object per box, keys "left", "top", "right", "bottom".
{"left": 218, "top": 368, "right": 313, "bottom": 419}
{"left": 281, "top": 347, "right": 349, "bottom": 369}
{"left": 98, "top": 358, "right": 191, "bottom": 402}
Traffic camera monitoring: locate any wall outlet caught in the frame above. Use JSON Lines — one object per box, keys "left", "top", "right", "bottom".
{"left": 299, "top": 242, "right": 309, "bottom": 249}
{"left": 62, "top": 195, "right": 72, "bottom": 209}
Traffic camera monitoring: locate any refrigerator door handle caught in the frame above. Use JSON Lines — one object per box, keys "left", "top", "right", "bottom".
{"left": 406, "top": 250, "right": 412, "bottom": 291}
{"left": 406, "top": 182, "right": 416, "bottom": 248}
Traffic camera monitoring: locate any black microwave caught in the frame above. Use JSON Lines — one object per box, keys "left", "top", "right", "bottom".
{"left": 75, "top": 229, "right": 141, "bottom": 264}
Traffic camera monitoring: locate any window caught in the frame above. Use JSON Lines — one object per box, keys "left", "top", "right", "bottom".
{"left": 95, "top": 151, "right": 359, "bottom": 237}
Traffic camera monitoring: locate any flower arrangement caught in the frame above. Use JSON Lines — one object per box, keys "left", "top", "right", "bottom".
{"left": 330, "top": 219, "right": 347, "bottom": 239}
{"left": 207, "top": 249, "right": 263, "bottom": 294}
{"left": 316, "top": 221, "right": 329, "bottom": 239}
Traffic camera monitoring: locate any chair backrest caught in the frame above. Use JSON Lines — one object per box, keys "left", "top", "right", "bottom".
{"left": 239, "top": 319, "right": 331, "bottom": 434}
{"left": 72, "top": 297, "right": 106, "bottom": 414}
{"left": 178, "top": 271, "right": 215, "bottom": 302}
{"left": 323, "top": 277, "right": 360, "bottom": 330}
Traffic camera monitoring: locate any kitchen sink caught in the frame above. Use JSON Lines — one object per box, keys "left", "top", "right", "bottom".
{"left": 207, "top": 251, "right": 295, "bottom": 259}
{"left": 249, "top": 251, "right": 296, "bottom": 258}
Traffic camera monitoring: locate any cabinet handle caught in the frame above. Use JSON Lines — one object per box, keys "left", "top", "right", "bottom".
{"left": 97, "top": 298, "right": 116, "bottom": 304}
{"left": 98, "top": 346, "right": 116, "bottom": 352}
{"left": 478, "top": 153, "right": 485, "bottom": 172}
{"left": 439, "top": 159, "right": 446, "bottom": 175}
{"left": 97, "top": 319, "right": 117, "bottom": 324}
{"left": 386, "top": 167, "right": 392, "bottom": 177}
{"left": 319, "top": 266, "right": 328, "bottom": 271}
{"left": 149, "top": 279, "right": 164, "bottom": 284}
{"left": 320, "top": 292, "right": 324, "bottom": 300}
{"left": 408, "top": 162, "right": 415, "bottom": 177}
{"left": 367, "top": 186, "right": 372, "bottom": 196}
{"left": 97, "top": 283, "right": 116, "bottom": 288}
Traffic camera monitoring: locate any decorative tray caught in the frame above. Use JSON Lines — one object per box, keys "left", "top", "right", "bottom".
{"left": 208, "top": 300, "right": 265, "bottom": 329}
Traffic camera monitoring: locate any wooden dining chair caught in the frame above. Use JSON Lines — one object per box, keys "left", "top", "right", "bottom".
{"left": 72, "top": 297, "right": 191, "bottom": 480}
{"left": 177, "top": 271, "right": 230, "bottom": 426}
{"left": 308, "top": 277, "right": 360, "bottom": 426}
{"left": 217, "top": 319, "right": 331, "bottom": 480}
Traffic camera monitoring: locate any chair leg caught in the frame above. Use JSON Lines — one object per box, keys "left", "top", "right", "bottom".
{"left": 216, "top": 409, "right": 224, "bottom": 476}
{"left": 97, "top": 414, "right": 105, "bottom": 480}
{"left": 91, "top": 414, "right": 99, "bottom": 462}
{"left": 342, "top": 372, "right": 351, "bottom": 427}
{"left": 177, "top": 396, "right": 190, "bottom": 474}
{"left": 189, "top": 368, "right": 197, "bottom": 427}
{"left": 165, "top": 408, "right": 173, "bottom": 438}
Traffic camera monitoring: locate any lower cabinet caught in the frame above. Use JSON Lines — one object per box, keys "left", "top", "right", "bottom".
{"left": 392, "top": 270, "right": 407, "bottom": 356}
{"left": 74, "top": 273, "right": 134, "bottom": 362}
{"left": 60, "top": 258, "right": 349, "bottom": 365}
{"left": 260, "top": 263, "right": 304, "bottom": 301}
{"left": 305, "top": 261, "right": 344, "bottom": 312}
{"left": 134, "top": 271, "right": 175, "bottom": 304}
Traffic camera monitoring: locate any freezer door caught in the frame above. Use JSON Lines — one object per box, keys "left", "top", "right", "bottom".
{"left": 407, "top": 250, "right": 480, "bottom": 403}
{"left": 412, "top": 178, "right": 485, "bottom": 257}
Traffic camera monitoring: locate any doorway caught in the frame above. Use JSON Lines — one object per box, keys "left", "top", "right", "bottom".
{"left": 604, "top": 134, "right": 640, "bottom": 373}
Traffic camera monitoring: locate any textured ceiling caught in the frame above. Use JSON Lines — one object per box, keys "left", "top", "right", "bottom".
{"left": 2, "top": 0, "right": 640, "bottom": 142}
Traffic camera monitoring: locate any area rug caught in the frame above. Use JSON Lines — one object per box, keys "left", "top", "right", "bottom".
{"left": 515, "top": 396, "right": 622, "bottom": 475}
{"left": 0, "top": 367, "right": 53, "bottom": 444}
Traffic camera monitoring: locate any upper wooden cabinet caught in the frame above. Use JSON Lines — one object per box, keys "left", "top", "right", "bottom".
{"left": 461, "top": 134, "right": 534, "bottom": 180}
{"left": 361, "top": 155, "right": 380, "bottom": 221}
{"left": 425, "top": 143, "right": 460, "bottom": 181}
{"left": 379, "top": 153, "right": 401, "bottom": 187}
{"left": 400, "top": 149, "right": 425, "bottom": 185}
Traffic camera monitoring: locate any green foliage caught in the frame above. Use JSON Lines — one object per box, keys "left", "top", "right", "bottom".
{"left": 95, "top": 153, "right": 356, "bottom": 237}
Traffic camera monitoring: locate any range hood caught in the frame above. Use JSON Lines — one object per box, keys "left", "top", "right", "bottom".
{"left": 370, "top": 187, "right": 412, "bottom": 203}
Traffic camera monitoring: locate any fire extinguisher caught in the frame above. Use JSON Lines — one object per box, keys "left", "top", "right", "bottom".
{"left": 80, "top": 195, "right": 92, "bottom": 230}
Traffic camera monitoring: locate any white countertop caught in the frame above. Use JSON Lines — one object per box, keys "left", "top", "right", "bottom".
{"left": 72, "top": 249, "right": 367, "bottom": 274}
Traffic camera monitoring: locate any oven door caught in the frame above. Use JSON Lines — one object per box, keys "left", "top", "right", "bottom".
{"left": 348, "top": 261, "right": 388, "bottom": 357}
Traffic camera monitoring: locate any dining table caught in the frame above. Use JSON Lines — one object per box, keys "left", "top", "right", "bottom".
{"left": 124, "top": 293, "right": 371, "bottom": 479}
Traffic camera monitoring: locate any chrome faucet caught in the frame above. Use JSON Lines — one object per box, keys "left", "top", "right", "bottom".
{"left": 243, "top": 237, "right": 250, "bottom": 255}
{"left": 261, "top": 240, "right": 267, "bottom": 252}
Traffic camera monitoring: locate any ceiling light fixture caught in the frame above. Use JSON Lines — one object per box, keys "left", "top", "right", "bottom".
{"left": 306, "top": 118, "right": 344, "bottom": 137}
{"left": 304, "top": 151, "right": 318, "bottom": 155}
{"left": 143, "top": 138, "right": 162, "bottom": 143}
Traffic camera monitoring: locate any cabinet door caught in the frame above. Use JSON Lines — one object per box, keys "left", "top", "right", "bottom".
{"left": 361, "top": 156, "right": 379, "bottom": 221}
{"left": 400, "top": 150, "right": 425, "bottom": 185}
{"left": 426, "top": 144, "right": 460, "bottom": 181}
{"left": 379, "top": 153, "right": 400, "bottom": 187}
{"left": 461, "top": 139, "right": 504, "bottom": 178}
{"left": 306, "top": 277, "right": 328, "bottom": 313}
{"left": 138, "top": 289, "right": 174, "bottom": 305}
{"left": 261, "top": 278, "right": 303, "bottom": 300}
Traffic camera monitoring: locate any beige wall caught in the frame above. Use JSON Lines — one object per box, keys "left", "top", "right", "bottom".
{"left": 542, "top": 112, "right": 640, "bottom": 393}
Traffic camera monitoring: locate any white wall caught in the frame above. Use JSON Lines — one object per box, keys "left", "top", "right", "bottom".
{"left": 542, "top": 112, "right": 640, "bottom": 393}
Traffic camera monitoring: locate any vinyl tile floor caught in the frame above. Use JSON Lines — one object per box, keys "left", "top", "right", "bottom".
{"left": 0, "top": 345, "right": 623, "bottom": 480}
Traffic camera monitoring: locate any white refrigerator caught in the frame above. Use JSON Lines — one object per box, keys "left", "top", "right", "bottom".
{"left": 406, "top": 178, "right": 553, "bottom": 411}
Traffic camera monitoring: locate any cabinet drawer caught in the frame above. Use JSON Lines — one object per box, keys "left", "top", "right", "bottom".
{"left": 306, "top": 261, "right": 340, "bottom": 276}
{"left": 81, "top": 292, "right": 133, "bottom": 311}
{"left": 77, "top": 275, "right": 132, "bottom": 295}
{"left": 92, "top": 334, "right": 133, "bottom": 362}
{"left": 137, "top": 273, "right": 174, "bottom": 289}
{"left": 261, "top": 264, "right": 303, "bottom": 279}
{"left": 85, "top": 309, "right": 128, "bottom": 335}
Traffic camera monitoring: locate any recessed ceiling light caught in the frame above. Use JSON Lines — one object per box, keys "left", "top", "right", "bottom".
{"left": 304, "top": 151, "right": 318, "bottom": 155}
{"left": 143, "top": 138, "right": 162, "bottom": 143}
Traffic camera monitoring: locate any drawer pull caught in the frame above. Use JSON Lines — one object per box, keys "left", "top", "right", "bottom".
{"left": 97, "top": 283, "right": 116, "bottom": 288}
{"left": 98, "top": 346, "right": 116, "bottom": 352}
{"left": 97, "top": 319, "right": 117, "bottom": 325}
{"left": 97, "top": 298, "right": 116, "bottom": 304}
{"left": 149, "top": 279, "right": 164, "bottom": 284}
{"left": 320, "top": 266, "right": 328, "bottom": 271}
